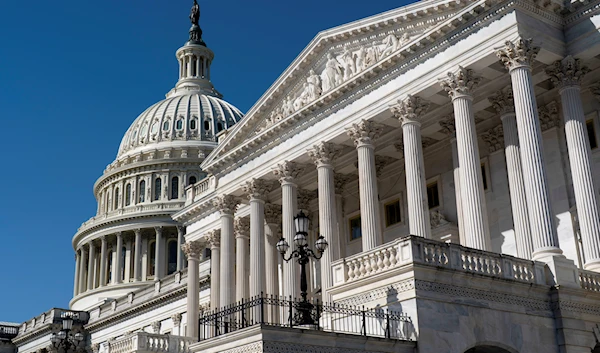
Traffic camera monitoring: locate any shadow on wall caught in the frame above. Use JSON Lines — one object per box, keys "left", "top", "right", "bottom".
{"left": 373, "top": 286, "right": 418, "bottom": 340}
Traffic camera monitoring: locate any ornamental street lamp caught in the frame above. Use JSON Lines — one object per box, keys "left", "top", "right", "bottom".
{"left": 50, "top": 317, "right": 85, "bottom": 352}
{"left": 276, "top": 211, "right": 328, "bottom": 325}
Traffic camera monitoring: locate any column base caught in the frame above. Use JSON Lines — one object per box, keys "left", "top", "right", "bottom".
{"left": 532, "top": 246, "right": 563, "bottom": 262}
{"left": 584, "top": 259, "right": 600, "bottom": 273}
{"left": 537, "top": 254, "right": 580, "bottom": 288}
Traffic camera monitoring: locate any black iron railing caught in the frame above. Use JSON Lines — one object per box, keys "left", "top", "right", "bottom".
{"left": 0, "top": 324, "right": 19, "bottom": 340}
{"left": 198, "top": 294, "right": 412, "bottom": 341}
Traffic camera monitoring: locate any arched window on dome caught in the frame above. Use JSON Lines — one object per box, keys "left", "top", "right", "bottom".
{"left": 217, "top": 122, "right": 223, "bottom": 132}
{"left": 190, "top": 119, "right": 197, "bottom": 130}
{"left": 171, "top": 177, "right": 179, "bottom": 200}
{"left": 188, "top": 176, "right": 197, "bottom": 186}
{"left": 154, "top": 178, "right": 162, "bottom": 201}
{"left": 176, "top": 119, "right": 183, "bottom": 130}
{"left": 139, "top": 180, "right": 146, "bottom": 203}
{"left": 114, "top": 187, "right": 120, "bottom": 209}
{"left": 204, "top": 120, "right": 210, "bottom": 132}
{"left": 163, "top": 120, "right": 170, "bottom": 131}
{"left": 148, "top": 240, "right": 156, "bottom": 278}
{"left": 125, "top": 183, "right": 132, "bottom": 206}
{"left": 167, "top": 239, "right": 178, "bottom": 275}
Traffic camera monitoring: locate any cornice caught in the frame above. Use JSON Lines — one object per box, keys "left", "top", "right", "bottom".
{"left": 172, "top": 192, "right": 218, "bottom": 225}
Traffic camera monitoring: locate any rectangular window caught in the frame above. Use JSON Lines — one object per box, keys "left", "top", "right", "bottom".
{"left": 385, "top": 199, "right": 402, "bottom": 227}
{"left": 587, "top": 119, "right": 598, "bottom": 149}
{"left": 427, "top": 182, "right": 440, "bottom": 209}
{"left": 349, "top": 215, "right": 362, "bottom": 240}
{"left": 481, "top": 164, "right": 488, "bottom": 191}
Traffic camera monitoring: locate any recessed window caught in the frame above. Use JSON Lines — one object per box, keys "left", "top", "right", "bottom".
{"left": 163, "top": 120, "right": 170, "bottom": 131}
{"left": 349, "top": 215, "right": 362, "bottom": 241}
{"left": 114, "top": 187, "right": 120, "bottom": 209}
{"left": 188, "top": 176, "right": 197, "bottom": 186}
{"left": 171, "top": 177, "right": 179, "bottom": 199}
{"left": 587, "top": 119, "right": 598, "bottom": 149}
{"left": 204, "top": 120, "right": 210, "bottom": 131}
{"left": 148, "top": 241, "right": 156, "bottom": 277}
{"left": 481, "top": 164, "right": 488, "bottom": 191}
{"left": 427, "top": 182, "right": 440, "bottom": 209}
{"left": 190, "top": 119, "right": 197, "bottom": 130}
{"left": 176, "top": 119, "right": 183, "bottom": 130}
{"left": 141, "top": 123, "right": 148, "bottom": 136}
{"left": 167, "top": 240, "right": 178, "bottom": 275}
{"left": 107, "top": 250, "right": 113, "bottom": 284}
{"left": 125, "top": 183, "right": 131, "bottom": 206}
{"left": 385, "top": 199, "right": 402, "bottom": 227}
{"left": 154, "top": 178, "right": 162, "bottom": 201}
{"left": 217, "top": 122, "right": 223, "bottom": 131}
{"left": 139, "top": 180, "right": 146, "bottom": 203}
{"left": 150, "top": 121, "right": 159, "bottom": 135}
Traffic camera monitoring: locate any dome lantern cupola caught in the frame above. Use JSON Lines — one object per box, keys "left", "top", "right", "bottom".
{"left": 167, "top": 0, "right": 220, "bottom": 99}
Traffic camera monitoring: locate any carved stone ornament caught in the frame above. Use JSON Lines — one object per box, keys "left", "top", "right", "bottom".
{"left": 430, "top": 209, "right": 451, "bottom": 228}
{"left": 171, "top": 313, "right": 182, "bottom": 326}
{"left": 590, "top": 84, "right": 600, "bottom": 103}
{"left": 150, "top": 321, "right": 161, "bottom": 334}
{"left": 421, "top": 137, "right": 438, "bottom": 149}
{"left": 538, "top": 101, "right": 560, "bottom": 131}
{"left": 308, "top": 142, "right": 343, "bottom": 167}
{"left": 545, "top": 55, "right": 590, "bottom": 89}
{"left": 182, "top": 240, "right": 205, "bottom": 260}
{"left": 242, "top": 178, "right": 274, "bottom": 200}
{"left": 440, "top": 66, "right": 481, "bottom": 99}
{"left": 334, "top": 173, "right": 351, "bottom": 195}
{"left": 488, "top": 87, "right": 515, "bottom": 115}
{"left": 346, "top": 119, "right": 384, "bottom": 147}
{"left": 394, "top": 141, "right": 404, "bottom": 154}
{"left": 496, "top": 38, "right": 540, "bottom": 71}
{"left": 481, "top": 125, "right": 505, "bottom": 153}
{"left": 298, "top": 189, "right": 317, "bottom": 211}
{"left": 264, "top": 203, "right": 282, "bottom": 225}
{"left": 91, "top": 344, "right": 100, "bottom": 353}
{"left": 438, "top": 115, "right": 456, "bottom": 136}
{"left": 273, "top": 161, "right": 306, "bottom": 184}
{"left": 234, "top": 217, "right": 250, "bottom": 238}
{"left": 205, "top": 229, "right": 220, "bottom": 248}
{"left": 374, "top": 155, "right": 396, "bottom": 177}
{"left": 390, "top": 95, "right": 431, "bottom": 124}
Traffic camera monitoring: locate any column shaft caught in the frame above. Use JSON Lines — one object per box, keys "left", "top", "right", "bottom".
{"left": 134, "top": 230, "right": 142, "bottom": 281}
{"left": 79, "top": 247, "right": 87, "bottom": 293}
{"left": 114, "top": 233, "right": 123, "bottom": 284}
{"left": 249, "top": 199, "right": 266, "bottom": 297}
{"left": 510, "top": 67, "right": 561, "bottom": 257}
{"left": 317, "top": 164, "right": 337, "bottom": 300}
{"left": 356, "top": 144, "right": 382, "bottom": 251}
{"left": 177, "top": 227, "right": 185, "bottom": 271}
{"left": 182, "top": 241, "right": 203, "bottom": 340}
{"left": 560, "top": 86, "right": 600, "bottom": 269}
{"left": 220, "top": 215, "right": 235, "bottom": 306}
{"left": 281, "top": 181, "right": 299, "bottom": 299}
{"left": 265, "top": 224, "right": 280, "bottom": 297}
{"left": 73, "top": 252, "right": 80, "bottom": 296}
{"left": 87, "top": 243, "right": 96, "bottom": 290}
{"left": 99, "top": 237, "right": 107, "bottom": 286}
{"left": 235, "top": 234, "right": 249, "bottom": 302}
{"left": 335, "top": 194, "right": 345, "bottom": 259}
{"left": 402, "top": 121, "right": 431, "bottom": 238}
{"left": 451, "top": 138, "right": 466, "bottom": 244}
{"left": 502, "top": 113, "right": 534, "bottom": 259}
{"left": 453, "top": 96, "right": 491, "bottom": 250}
{"left": 155, "top": 228, "right": 164, "bottom": 280}
{"left": 210, "top": 244, "right": 221, "bottom": 310}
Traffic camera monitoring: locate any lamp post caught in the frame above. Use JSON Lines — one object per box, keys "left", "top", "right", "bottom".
{"left": 50, "top": 317, "right": 85, "bottom": 352}
{"left": 276, "top": 211, "right": 328, "bottom": 325}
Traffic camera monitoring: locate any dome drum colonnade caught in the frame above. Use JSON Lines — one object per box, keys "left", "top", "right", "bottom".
{"left": 181, "top": 38, "right": 600, "bottom": 338}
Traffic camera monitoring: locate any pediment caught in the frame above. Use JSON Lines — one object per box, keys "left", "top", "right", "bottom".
{"left": 201, "top": 0, "right": 562, "bottom": 174}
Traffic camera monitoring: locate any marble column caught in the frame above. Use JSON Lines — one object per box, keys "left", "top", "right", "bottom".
{"left": 334, "top": 174, "right": 350, "bottom": 260}
{"left": 87, "top": 242, "right": 96, "bottom": 290}
{"left": 171, "top": 313, "right": 182, "bottom": 336}
{"left": 73, "top": 251, "right": 80, "bottom": 296}
{"left": 547, "top": 56, "right": 600, "bottom": 270}
{"left": 213, "top": 195, "right": 239, "bottom": 307}
{"left": 346, "top": 119, "right": 384, "bottom": 251}
{"left": 155, "top": 227, "right": 164, "bottom": 280}
{"left": 182, "top": 240, "right": 204, "bottom": 339}
{"left": 273, "top": 161, "right": 305, "bottom": 300}
{"left": 134, "top": 229, "right": 142, "bottom": 281}
{"left": 234, "top": 217, "right": 250, "bottom": 302}
{"left": 79, "top": 246, "right": 87, "bottom": 293}
{"left": 99, "top": 236, "right": 107, "bottom": 287}
{"left": 176, "top": 226, "right": 185, "bottom": 271}
{"left": 391, "top": 96, "right": 432, "bottom": 238}
{"left": 440, "top": 116, "right": 465, "bottom": 244}
{"left": 496, "top": 39, "right": 562, "bottom": 259}
{"left": 243, "top": 179, "right": 273, "bottom": 298}
{"left": 488, "top": 88, "right": 534, "bottom": 259}
{"left": 441, "top": 67, "right": 491, "bottom": 251}
{"left": 309, "top": 142, "right": 343, "bottom": 300}
{"left": 207, "top": 230, "right": 221, "bottom": 310}
{"left": 264, "top": 203, "right": 282, "bottom": 298}
{"left": 114, "top": 232, "right": 123, "bottom": 284}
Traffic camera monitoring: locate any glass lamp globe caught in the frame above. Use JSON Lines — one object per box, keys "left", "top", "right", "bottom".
{"left": 294, "top": 211, "right": 310, "bottom": 235}
{"left": 62, "top": 318, "right": 74, "bottom": 331}
{"left": 74, "top": 332, "right": 84, "bottom": 342}
{"left": 51, "top": 334, "right": 60, "bottom": 344}
{"left": 57, "top": 331, "right": 67, "bottom": 340}
{"left": 293, "top": 233, "right": 308, "bottom": 247}
{"left": 276, "top": 238, "right": 289, "bottom": 254}
{"left": 315, "top": 235, "right": 328, "bottom": 253}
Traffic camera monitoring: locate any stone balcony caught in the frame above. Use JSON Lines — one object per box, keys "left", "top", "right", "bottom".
{"left": 108, "top": 333, "right": 196, "bottom": 353}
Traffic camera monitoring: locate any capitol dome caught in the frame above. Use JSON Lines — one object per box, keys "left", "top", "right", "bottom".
{"left": 117, "top": 93, "right": 244, "bottom": 159}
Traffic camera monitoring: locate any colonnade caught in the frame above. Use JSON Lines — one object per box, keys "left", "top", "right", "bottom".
{"left": 73, "top": 226, "right": 186, "bottom": 297}
{"left": 179, "top": 53, "right": 211, "bottom": 80}
{"left": 181, "top": 39, "right": 600, "bottom": 330}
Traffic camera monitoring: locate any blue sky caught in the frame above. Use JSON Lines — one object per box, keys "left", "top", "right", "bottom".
{"left": 0, "top": 0, "right": 410, "bottom": 323}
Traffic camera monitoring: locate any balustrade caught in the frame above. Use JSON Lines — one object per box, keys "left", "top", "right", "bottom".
{"left": 110, "top": 332, "right": 195, "bottom": 353}
{"left": 579, "top": 269, "right": 600, "bottom": 292}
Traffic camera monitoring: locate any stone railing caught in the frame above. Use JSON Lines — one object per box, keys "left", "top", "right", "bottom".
{"left": 579, "top": 269, "right": 600, "bottom": 292}
{"left": 185, "top": 175, "right": 217, "bottom": 206}
{"left": 110, "top": 333, "right": 195, "bottom": 353}
{"left": 332, "top": 236, "right": 547, "bottom": 286}
{"left": 80, "top": 202, "right": 186, "bottom": 230}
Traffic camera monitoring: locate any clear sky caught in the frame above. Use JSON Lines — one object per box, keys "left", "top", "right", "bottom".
{"left": 0, "top": 0, "right": 411, "bottom": 323}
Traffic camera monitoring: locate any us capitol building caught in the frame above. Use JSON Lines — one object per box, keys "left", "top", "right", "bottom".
{"left": 4, "top": 0, "right": 600, "bottom": 351}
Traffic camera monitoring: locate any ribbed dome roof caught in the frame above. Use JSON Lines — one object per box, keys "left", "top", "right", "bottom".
{"left": 117, "top": 93, "right": 244, "bottom": 159}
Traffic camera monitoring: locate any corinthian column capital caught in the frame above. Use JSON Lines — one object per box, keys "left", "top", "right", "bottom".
{"left": 346, "top": 119, "right": 384, "bottom": 147}
{"left": 264, "top": 203, "right": 282, "bottom": 225}
{"left": 390, "top": 95, "right": 431, "bottom": 125}
{"left": 213, "top": 195, "right": 239, "bottom": 215}
{"left": 334, "top": 173, "right": 352, "bottom": 195}
{"left": 308, "top": 142, "right": 343, "bottom": 167}
{"left": 234, "top": 217, "right": 250, "bottom": 238}
{"left": 182, "top": 240, "right": 204, "bottom": 260}
{"left": 488, "top": 87, "right": 515, "bottom": 115}
{"left": 273, "top": 161, "right": 306, "bottom": 184}
{"left": 298, "top": 189, "right": 317, "bottom": 212}
{"left": 242, "top": 178, "right": 274, "bottom": 201}
{"left": 481, "top": 125, "right": 505, "bottom": 153}
{"left": 440, "top": 66, "right": 481, "bottom": 99}
{"left": 438, "top": 115, "right": 456, "bottom": 137}
{"left": 207, "top": 230, "right": 221, "bottom": 248}
{"left": 545, "top": 55, "right": 589, "bottom": 89}
{"left": 496, "top": 38, "right": 539, "bottom": 71}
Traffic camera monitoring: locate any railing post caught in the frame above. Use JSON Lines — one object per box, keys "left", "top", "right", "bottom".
{"left": 386, "top": 312, "right": 391, "bottom": 339}
{"left": 260, "top": 292, "right": 265, "bottom": 325}
{"left": 241, "top": 298, "right": 245, "bottom": 328}
{"left": 288, "top": 296, "right": 293, "bottom": 327}
{"left": 316, "top": 298, "right": 320, "bottom": 331}
{"left": 362, "top": 306, "right": 367, "bottom": 337}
